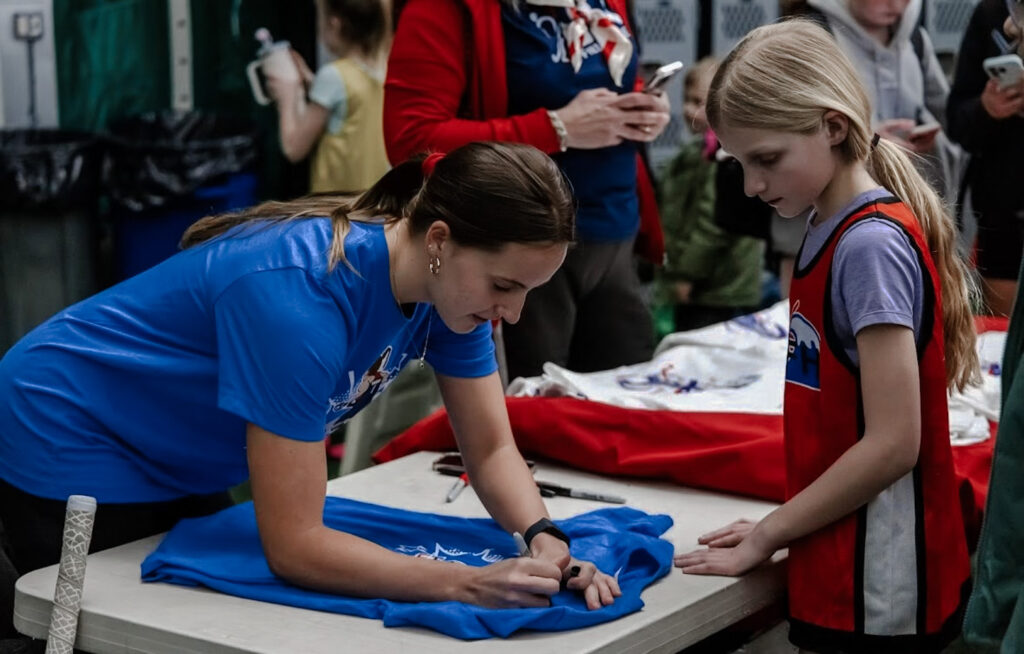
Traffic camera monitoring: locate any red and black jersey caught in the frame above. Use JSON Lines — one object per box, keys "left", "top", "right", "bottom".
{"left": 784, "top": 197, "right": 969, "bottom": 653}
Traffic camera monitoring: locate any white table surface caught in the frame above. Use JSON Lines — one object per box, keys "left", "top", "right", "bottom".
{"left": 14, "top": 451, "right": 785, "bottom": 653}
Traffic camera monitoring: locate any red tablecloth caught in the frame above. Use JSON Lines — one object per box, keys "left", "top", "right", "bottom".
{"left": 376, "top": 317, "right": 1005, "bottom": 548}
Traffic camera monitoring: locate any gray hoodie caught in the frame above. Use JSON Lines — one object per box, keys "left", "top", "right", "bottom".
{"left": 807, "top": 0, "right": 965, "bottom": 203}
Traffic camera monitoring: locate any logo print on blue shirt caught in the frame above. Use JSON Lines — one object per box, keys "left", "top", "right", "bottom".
{"left": 395, "top": 542, "right": 507, "bottom": 565}
{"left": 325, "top": 346, "right": 400, "bottom": 433}
{"left": 786, "top": 311, "right": 821, "bottom": 391}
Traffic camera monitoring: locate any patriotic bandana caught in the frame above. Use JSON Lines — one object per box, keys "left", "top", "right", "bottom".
{"left": 526, "top": 0, "right": 634, "bottom": 87}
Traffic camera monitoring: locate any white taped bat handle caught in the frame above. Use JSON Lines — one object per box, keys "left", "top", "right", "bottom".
{"left": 45, "top": 495, "right": 97, "bottom": 654}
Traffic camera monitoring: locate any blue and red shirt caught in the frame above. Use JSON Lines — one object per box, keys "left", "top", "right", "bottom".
{"left": 785, "top": 196, "right": 969, "bottom": 651}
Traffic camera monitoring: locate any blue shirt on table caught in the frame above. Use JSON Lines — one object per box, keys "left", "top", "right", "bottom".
{"left": 0, "top": 220, "right": 496, "bottom": 503}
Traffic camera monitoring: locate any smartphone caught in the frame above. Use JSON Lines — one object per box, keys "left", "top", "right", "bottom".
{"left": 431, "top": 453, "right": 535, "bottom": 476}
{"left": 644, "top": 61, "right": 684, "bottom": 93}
{"left": 983, "top": 53, "right": 1024, "bottom": 89}
{"left": 908, "top": 122, "right": 941, "bottom": 142}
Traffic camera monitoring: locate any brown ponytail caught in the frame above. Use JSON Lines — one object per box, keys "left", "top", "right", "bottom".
{"left": 181, "top": 141, "right": 575, "bottom": 273}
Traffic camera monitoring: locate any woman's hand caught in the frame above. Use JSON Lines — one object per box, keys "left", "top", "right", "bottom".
{"left": 673, "top": 518, "right": 776, "bottom": 577}
{"left": 981, "top": 78, "right": 1024, "bottom": 120}
{"left": 528, "top": 532, "right": 621, "bottom": 609}
{"left": 613, "top": 91, "right": 672, "bottom": 141}
{"left": 464, "top": 557, "right": 564, "bottom": 608}
{"left": 554, "top": 88, "right": 670, "bottom": 149}
{"left": 562, "top": 559, "right": 622, "bottom": 609}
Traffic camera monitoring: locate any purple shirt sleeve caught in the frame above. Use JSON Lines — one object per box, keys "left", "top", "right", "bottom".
{"left": 831, "top": 219, "right": 924, "bottom": 366}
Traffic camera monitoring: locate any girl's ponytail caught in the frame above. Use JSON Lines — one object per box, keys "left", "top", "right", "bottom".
{"left": 868, "top": 140, "right": 980, "bottom": 391}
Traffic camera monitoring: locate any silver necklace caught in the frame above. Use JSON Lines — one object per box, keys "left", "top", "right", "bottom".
{"left": 416, "top": 310, "right": 433, "bottom": 369}
{"left": 386, "top": 226, "right": 432, "bottom": 369}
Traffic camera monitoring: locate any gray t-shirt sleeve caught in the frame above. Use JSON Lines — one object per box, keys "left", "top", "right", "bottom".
{"left": 832, "top": 219, "right": 924, "bottom": 365}
{"left": 308, "top": 63, "right": 348, "bottom": 134}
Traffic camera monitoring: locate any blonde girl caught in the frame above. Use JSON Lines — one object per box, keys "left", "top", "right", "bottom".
{"left": 267, "top": 0, "right": 391, "bottom": 193}
{"left": 673, "top": 20, "right": 977, "bottom": 653}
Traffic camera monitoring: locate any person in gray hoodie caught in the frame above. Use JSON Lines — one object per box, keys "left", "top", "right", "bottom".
{"left": 802, "top": 0, "right": 965, "bottom": 205}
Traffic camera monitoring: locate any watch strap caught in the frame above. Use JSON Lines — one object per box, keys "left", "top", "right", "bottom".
{"left": 523, "top": 517, "right": 570, "bottom": 549}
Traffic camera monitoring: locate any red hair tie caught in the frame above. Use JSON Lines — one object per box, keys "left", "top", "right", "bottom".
{"left": 421, "top": 152, "right": 445, "bottom": 178}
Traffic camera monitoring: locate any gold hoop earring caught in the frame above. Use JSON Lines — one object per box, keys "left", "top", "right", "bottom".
{"left": 429, "top": 256, "right": 441, "bottom": 275}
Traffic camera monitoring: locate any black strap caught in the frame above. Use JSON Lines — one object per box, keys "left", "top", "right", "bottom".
{"left": 523, "top": 517, "right": 571, "bottom": 549}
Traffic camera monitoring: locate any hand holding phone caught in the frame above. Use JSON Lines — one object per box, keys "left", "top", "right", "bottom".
{"left": 901, "top": 121, "right": 941, "bottom": 152}
{"left": 644, "top": 61, "right": 684, "bottom": 93}
{"left": 909, "top": 122, "right": 940, "bottom": 138}
{"left": 983, "top": 53, "right": 1024, "bottom": 90}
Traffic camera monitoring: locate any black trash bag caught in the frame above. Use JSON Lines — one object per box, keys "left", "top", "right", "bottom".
{"left": 0, "top": 130, "right": 102, "bottom": 211}
{"left": 105, "top": 110, "right": 258, "bottom": 212}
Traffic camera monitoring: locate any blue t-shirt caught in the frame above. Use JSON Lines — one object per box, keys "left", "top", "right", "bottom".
{"left": 798, "top": 188, "right": 924, "bottom": 365}
{"left": 141, "top": 498, "right": 674, "bottom": 639}
{"left": 0, "top": 220, "right": 496, "bottom": 502}
{"left": 502, "top": 2, "right": 639, "bottom": 243}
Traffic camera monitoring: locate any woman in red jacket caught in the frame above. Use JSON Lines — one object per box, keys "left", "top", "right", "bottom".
{"left": 384, "top": 0, "right": 671, "bottom": 380}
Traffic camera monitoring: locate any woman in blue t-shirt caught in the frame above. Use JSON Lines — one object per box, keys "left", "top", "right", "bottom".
{"left": 0, "top": 142, "right": 621, "bottom": 632}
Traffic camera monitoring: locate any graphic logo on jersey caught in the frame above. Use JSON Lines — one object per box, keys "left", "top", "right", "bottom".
{"left": 325, "top": 346, "right": 404, "bottom": 434}
{"left": 786, "top": 307, "right": 821, "bottom": 391}
{"left": 395, "top": 542, "right": 507, "bottom": 566}
{"left": 617, "top": 363, "right": 760, "bottom": 394}
{"left": 727, "top": 311, "right": 788, "bottom": 340}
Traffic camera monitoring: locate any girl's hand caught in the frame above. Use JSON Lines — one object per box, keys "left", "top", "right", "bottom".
{"left": 981, "top": 78, "right": 1024, "bottom": 120}
{"left": 673, "top": 518, "right": 776, "bottom": 577}
{"left": 696, "top": 518, "right": 756, "bottom": 547}
{"left": 289, "top": 49, "right": 315, "bottom": 87}
{"left": 612, "top": 91, "right": 672, "bottom": 142}
{"left": 265, "top": 70, "right": 304, "bottom": 104}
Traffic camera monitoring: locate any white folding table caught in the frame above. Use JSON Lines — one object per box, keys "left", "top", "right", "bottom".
{"left": 14, "top": 451, "right": 785, "bottom": 653}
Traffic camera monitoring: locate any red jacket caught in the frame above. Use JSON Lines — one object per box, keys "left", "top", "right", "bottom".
{"left": 384, "top": 0, "right": 664, "bottom": 263}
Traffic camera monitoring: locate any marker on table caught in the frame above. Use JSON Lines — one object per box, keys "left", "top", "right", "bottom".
{"left": 535, "top": 480, "right": 626, "bottom": 504}
{"left": 512, "top": 531, "right": 531, "bottom": 557}
{"left": 445, "top": 473, "right": 469, "bottom": 503}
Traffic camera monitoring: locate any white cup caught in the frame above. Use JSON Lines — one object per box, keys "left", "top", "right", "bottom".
{"left": 247, "top": 43, "right": 300, "bottom": 105}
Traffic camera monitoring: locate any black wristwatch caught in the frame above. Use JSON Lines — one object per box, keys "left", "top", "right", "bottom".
{"left": 523, "top": 517, "right": 570, "bottom": 549}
